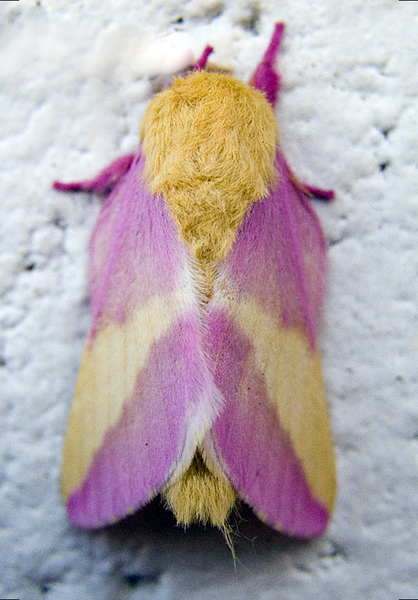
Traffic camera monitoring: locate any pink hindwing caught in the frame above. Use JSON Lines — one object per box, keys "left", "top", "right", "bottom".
{"left": 57, "top": 22, "right": 336, "bottom": 538}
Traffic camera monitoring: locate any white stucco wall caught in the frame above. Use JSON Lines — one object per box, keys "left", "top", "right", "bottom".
{"left": 1, "top": 1, "right": 418, "bottom": 598}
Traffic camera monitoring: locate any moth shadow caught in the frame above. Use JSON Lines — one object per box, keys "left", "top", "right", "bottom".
{"left": 96, "top": 497, "right": 309, "bottom": 578}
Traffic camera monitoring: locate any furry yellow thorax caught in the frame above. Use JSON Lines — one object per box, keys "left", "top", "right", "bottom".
{"left": 140, "top": 70, "right": 279, "bottom": 266}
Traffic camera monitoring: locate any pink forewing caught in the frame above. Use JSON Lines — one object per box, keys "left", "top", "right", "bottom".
{"left": 68, "top": 312, "right": 214, "bottom": 528}
{"left": 63, "top": 148, "right": 221, "bottom": 527}
{"left": 212, "top": 151, "right": 328, "bottom": 348}
{"left": 206, "top": 309, "right": 328, "bottom": 538}
{"left": 206, "top": 150, "right": 332, "bottom": 537}
{"left": 87, "top": 150, "right": 185, "bottom": 337}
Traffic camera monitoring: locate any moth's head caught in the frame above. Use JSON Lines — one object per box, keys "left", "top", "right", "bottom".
{"left": 140, "top": 70, "right": 279, "bottom": 200}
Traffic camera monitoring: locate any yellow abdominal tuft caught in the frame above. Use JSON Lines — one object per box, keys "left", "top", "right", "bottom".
{"left": 163, "top": 451, "right": 236, "bottom": 528}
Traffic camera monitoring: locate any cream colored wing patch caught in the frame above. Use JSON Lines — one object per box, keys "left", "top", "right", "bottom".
{"left": 61, "top": 296, "right": 179, "bottom": 500}
{"left": 235, "top": 299, "right": 336, "bottom": 512}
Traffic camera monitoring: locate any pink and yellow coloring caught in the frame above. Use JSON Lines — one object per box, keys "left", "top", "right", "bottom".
{"left": 54, "top": 23, "right": 336, "bottom": 540}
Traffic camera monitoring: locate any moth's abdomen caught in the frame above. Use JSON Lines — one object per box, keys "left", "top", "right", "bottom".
{"left": 139, "top": 71, "right": 280, "bottom": 529}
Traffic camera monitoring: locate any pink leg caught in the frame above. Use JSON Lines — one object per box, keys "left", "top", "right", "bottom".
{"left": 287, "top": 166, "right": 335, "bottom": 201}
{"left": 53, "top": 154, "right": 135, "bottom": 194}
{"left": 249, "top": 22, "right": 284, "bottom": 107}
{"left": 302, "top": 185, "right": 335, "bottom": 200}
{"left": 191, "top": 46, "right": 214, "bottom": 71}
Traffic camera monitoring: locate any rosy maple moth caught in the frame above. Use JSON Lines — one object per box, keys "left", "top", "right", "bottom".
{"left": 54, "top": 23, "right": 336, "bottom": 541}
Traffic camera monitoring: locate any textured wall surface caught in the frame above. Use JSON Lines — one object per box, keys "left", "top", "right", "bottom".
{"left": 1, "top": 0, "right": 418, "bottom": 598}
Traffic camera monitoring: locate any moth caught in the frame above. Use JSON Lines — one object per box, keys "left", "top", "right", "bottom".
{"left": 55, "top": 23, "right": 336, "bottom": 540}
